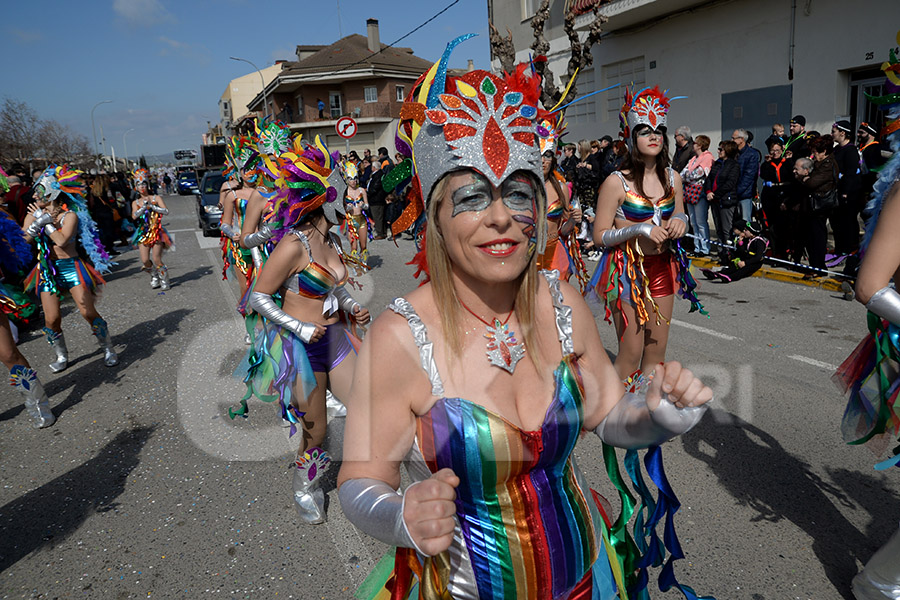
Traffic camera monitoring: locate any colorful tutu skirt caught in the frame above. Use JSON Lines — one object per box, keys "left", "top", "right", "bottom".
{"left": 537, "top": 236, "right": 572, "bottom": 280}
{"left": 131, "top": 212, "right": 174, "bottom": 249}
{"left": 833, "top": 312, "right": 900, "bottom": 469}
{"left": 221, "top": 237, "right": 253, "bottom": 287}
{"left": 0, "top": 281, "right": 35, "bottom": 321}
{"left": 24, "top": 257, "right": 106, "bottom": 296}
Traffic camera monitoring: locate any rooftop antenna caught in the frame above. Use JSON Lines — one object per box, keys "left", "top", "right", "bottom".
{"left": 337, "top": 0, "right": 343, "bottom": 38}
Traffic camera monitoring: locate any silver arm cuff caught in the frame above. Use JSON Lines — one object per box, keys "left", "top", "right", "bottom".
{"left": 149, "top": 205, "right": 169, "bottom": 215}
{"left": 26, "top": 213, "right": 53, "bottom": 237}
{"left": 866, "top": 285, "right": 900, "bottom": 326}
{"left": 671, "top": 212, "right": 689, "bottom": 226}
{"left": 43, "top": 224, "right": 57, "bottom": 235}
{"left": 133, "top": 204, "right": 148, "bottom": 218}
{"left": 250, "top": 247, "right": 263, "bottom": 268}
{"left": 243, "top": 223, "right": 274, "bottom": 248}
{"left": 248, "top": 291, "right": 317, "bottom": 343}
{"left": 338, "top": 478, "right": 426, "bottom": 554}
{"left": 333, "top": 286, "right": 361, "bottom": 314}
{"left": 600, "top": 223, "right": 654, "bottom": 247}
{"left": 593, "top": 391, "right": 708, "bottom": 449}
{"left": 220, "top": 223, "right": 237, "bottom": 238}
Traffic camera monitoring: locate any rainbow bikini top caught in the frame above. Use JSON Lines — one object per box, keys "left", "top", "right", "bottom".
{"left": 283, "top": 230, "right": 347, "bottom": 301}
{"left": 345, "top": 194, "right": 364, "bottom": 208}
{"left": 546, "top": 195, "right": 565, "bottom": 222}
{"left": 613, "top": 168, "right": 676, "bottom": 225}
{"left": 388, "top": 271, "right": 601, "bottom": 599}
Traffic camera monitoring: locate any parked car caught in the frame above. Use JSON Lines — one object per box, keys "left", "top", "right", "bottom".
{"left": 177, "top": 171, "right": 198, "bottom": 195}
{"left": 194, "top": 171, "right": 224, "bottom": 237}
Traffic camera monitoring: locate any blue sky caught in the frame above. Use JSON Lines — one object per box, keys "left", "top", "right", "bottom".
{"left": 3, "top": 0, "right": 490, "bottom": 158}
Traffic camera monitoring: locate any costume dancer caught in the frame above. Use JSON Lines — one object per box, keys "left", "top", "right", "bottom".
{"left": 220, "top": 137, "right": 258, "bottom": 294}
{"left": 833, "top": 34, "right": 900, "bottom": 600}
{"left": 338, "top": 38, "right": 714, "bottom": 599}
{"left": 23, "top": 165, "right": 118, "bottom": 370}
{"left": 343, "top": 161, "right": 372, "bottom": 264}
{"left": 131, "top": 169, "right": 174, "bottom": 290}
{"left": 0, "top": 172, "right": 55, "bottom": 428}
{"left": 588, "top": 86, "right": 704, "bottom": 382}
{"left": 237, "top": 136, "right": 370, "bottom": 524}
{"left": 537, "top": 150, "right": 577, "bottom": 277}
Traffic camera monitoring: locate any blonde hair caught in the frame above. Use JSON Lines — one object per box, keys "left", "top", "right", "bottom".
{"left": 425, "top": 171, "right": 548, "bottom": 370}
{"left": 577, "top": 139, "right": 592, "bottom": 159}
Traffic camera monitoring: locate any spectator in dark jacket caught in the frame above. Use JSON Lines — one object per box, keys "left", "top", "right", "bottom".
{"left": 560, "top": 144, "right": 578, "bottom": 182}
{"left": 704, "top": 140, "right": 740, "bottom": 259}
{"left": 573, "top": 139, "right": 601, "bottom": 209}
{"left": 366, "top": 161, "right": 388, "bottom": 239}
{"left": 759, "top": 139, "right": 797, "bottom": 258}
{"left": 858, "top": 122, "right": 887, "bottom": 214}
{"left": 784, "top": 115, "right": 810, "bottom": 159}
{"left": 671, "top": 126, "right": 694, "bottom": 173}
{"left": 733, "top": 128, "right": 761, "bottom": 222}
{"left": 831, "top": 120, "right": 863, "bottom": 255}
{"left": 796, "top": 136, "right": 837, "bottom": 272}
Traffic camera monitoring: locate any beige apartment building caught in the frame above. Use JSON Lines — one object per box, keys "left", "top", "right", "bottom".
{"left": 488, "top": 0, "right": 898, "bottom": 148}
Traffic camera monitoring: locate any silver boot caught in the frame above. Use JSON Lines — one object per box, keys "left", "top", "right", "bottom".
{"left": 325, "top": 390, "right": 347, "bottom": 418}
{"left": 44, "top": 328, "right": 68, "bottom": 373}
{"left": 292, "top": 447, "right": 331, "bottom": 524}
{"left": 10, "top": 365, "right": 55, "bottom": 428}
{"left": 158, "top": 266, "right": 170, "bottom": 291}
{"left": 853, "top": 526, "right": 900, "bottom": 600}
{"left": 91, "top": 317, "right": 119, "bottom": 367}
{"left": 149, "top": 267, "right": 160, "bottom": 289}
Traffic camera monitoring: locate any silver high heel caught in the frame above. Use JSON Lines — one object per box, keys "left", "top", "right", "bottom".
{"left": 10, "top": 365, "right": 55, "bottom": 428}
{"left": 44, "top": 328, "right": 68, "bottom": 373}
{"left": 292, "top": 447, "right": 331, "bottom": 524}
{"left": 91, "top": 317, "right": 119, "bottom": 367}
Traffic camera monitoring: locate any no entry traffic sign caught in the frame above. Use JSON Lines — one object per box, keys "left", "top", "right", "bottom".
{"left": 336, "top": 116, "right": 358, "bottom": 139}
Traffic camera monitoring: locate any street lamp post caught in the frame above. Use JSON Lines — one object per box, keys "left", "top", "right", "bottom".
{"left": 90, "top": 100, "right": 113, "bottom": 170}
{"left": 123, "top": 128, "right": 135, "bottom": 170}
{"left": 230, "top": 56, "right": 269, "bottom": 119}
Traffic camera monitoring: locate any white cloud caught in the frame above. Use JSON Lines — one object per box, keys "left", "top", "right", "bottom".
{"left": 8, "top": 28, "right": 43, "bottom": 43}
{"left": 158, "top": 36, "right": 210, "bottom": 65}
{"left": 112, "top": 0, "right": 174, "bottom": 26}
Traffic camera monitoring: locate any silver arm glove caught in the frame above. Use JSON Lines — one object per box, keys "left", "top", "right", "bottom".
{"left": 219, "top": 223, "right": 237, "bottom": 238}
{"left": 250, "top": 247, "right": 263, "bottom": 268}
{"left": 148, "top": 205, "right": 169, "bottom": 215}
{"left": 866, "top": 285, "right": 900, "bottom": 326}
{"left": 593, "top": 391, "right": 708, "bottom": 449}
{"left": 133, "top": 204, "right": 148, "bottom": 218}
{"left": 338, "top": 478, "right": 426, "bottom": 554}
{"left": 43, "top": 224, "right": 57, "bottom": 235}
{"left": 248, "top": 291, "right": 318, "bottom": 343}
{"left": 333, "top": 286, "right": 361, "bottom": 314}
{"left": 242, "top": 222, "right": 274, "bottom": 249}
{"left": 26, "top": 213, "right": 53, "bottom": 237}
{"left": 599, "top": 223, "right": 654, "bottom": 247}
{"left": 671, "top": 212, "right": 689, "bottom": 226}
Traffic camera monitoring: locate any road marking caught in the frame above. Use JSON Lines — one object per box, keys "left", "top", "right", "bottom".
{"left": 167, "top": 227, "right": 199, "bottom": 233}
{"left": 788, "top": 355, "right": 837, "bottom": 371}
{"left": 196, "top": 231, "right": 221, "bottom": 249}
{"left": 671, "top": 319, "right": 738, "bottom": 340}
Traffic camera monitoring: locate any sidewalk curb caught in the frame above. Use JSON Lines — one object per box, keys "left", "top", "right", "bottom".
{"left": 690, "top": 257, "right": 845, "bottom": 293}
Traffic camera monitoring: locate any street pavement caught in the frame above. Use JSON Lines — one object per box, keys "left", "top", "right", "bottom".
{"left": 1, "top": 196, "right": 897, "bottom": 600}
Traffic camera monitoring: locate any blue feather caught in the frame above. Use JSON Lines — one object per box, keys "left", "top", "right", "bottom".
{"left": 0, "top": 211, "right": 32, "bottom": 273}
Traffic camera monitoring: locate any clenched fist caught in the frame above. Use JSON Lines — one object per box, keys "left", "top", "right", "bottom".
{"left": 403, "top": 468, "right": 459, "bottom": 556}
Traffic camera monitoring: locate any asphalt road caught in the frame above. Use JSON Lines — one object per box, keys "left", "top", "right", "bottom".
{"left": 1, "top": 195, "right": 896, "bottom": 600}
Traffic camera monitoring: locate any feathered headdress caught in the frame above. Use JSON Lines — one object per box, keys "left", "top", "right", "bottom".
{"left": 269, "top": 135, "right": 345, "bottom": 236}
{"left": 342, "top": 160, "right": 359, "bottom": 181}
{"left": 619, "top": 86, "right": 675, "bottom": 144}
{"left": 133, "top": 169, "right": 149, "bottom": 187}
{"left": 393, "top": 35, "right": 547, "bottom": 246}
{"left": 34, "top": 165, "right": 114, "bottom": 273}
{"left": 225, "top": 135, "right": 262, "bottom": 183}
{"left": 255, "top": 118, "right": 293, "bottom": 157}
{"left": 862, "top": 30, "right": 900, "bottom": 250}
{"left": 0, "top": 165, "right": 9, "bottom": 194}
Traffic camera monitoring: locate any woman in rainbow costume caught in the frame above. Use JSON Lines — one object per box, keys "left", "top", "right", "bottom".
{"left": 833, "top": 33, "right": 900, "bottom": 600}
{"left": 131, "top": 168, "right": 174, "bottom": 290}
{"left": 22, "top": 165, "right": 118, "bottom": 371}
{"left": 342, "top": 160, "right": 373, "bottom": 264}
{"left": 1, "top": 168, "right": 55, "bottom": 428}
{"left": 236, "top": 136, "right": 370, "bottom": 525}
{"left": 587, "top": 87, "right": 704, "bottom": 384}
{"left": 220, "top": 135, "right": 260, "bottom": 294}
{"left": 337, "top": 36, "right": 714, "bottom": 600}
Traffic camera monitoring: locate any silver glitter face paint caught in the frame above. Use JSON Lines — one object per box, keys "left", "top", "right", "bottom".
{"left": 449, "top": 171, "right": 537, "bottom": 217}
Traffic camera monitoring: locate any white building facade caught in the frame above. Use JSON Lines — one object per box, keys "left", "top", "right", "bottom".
{"left": 489, "top": 0, "right": 899, "bottom": 148}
